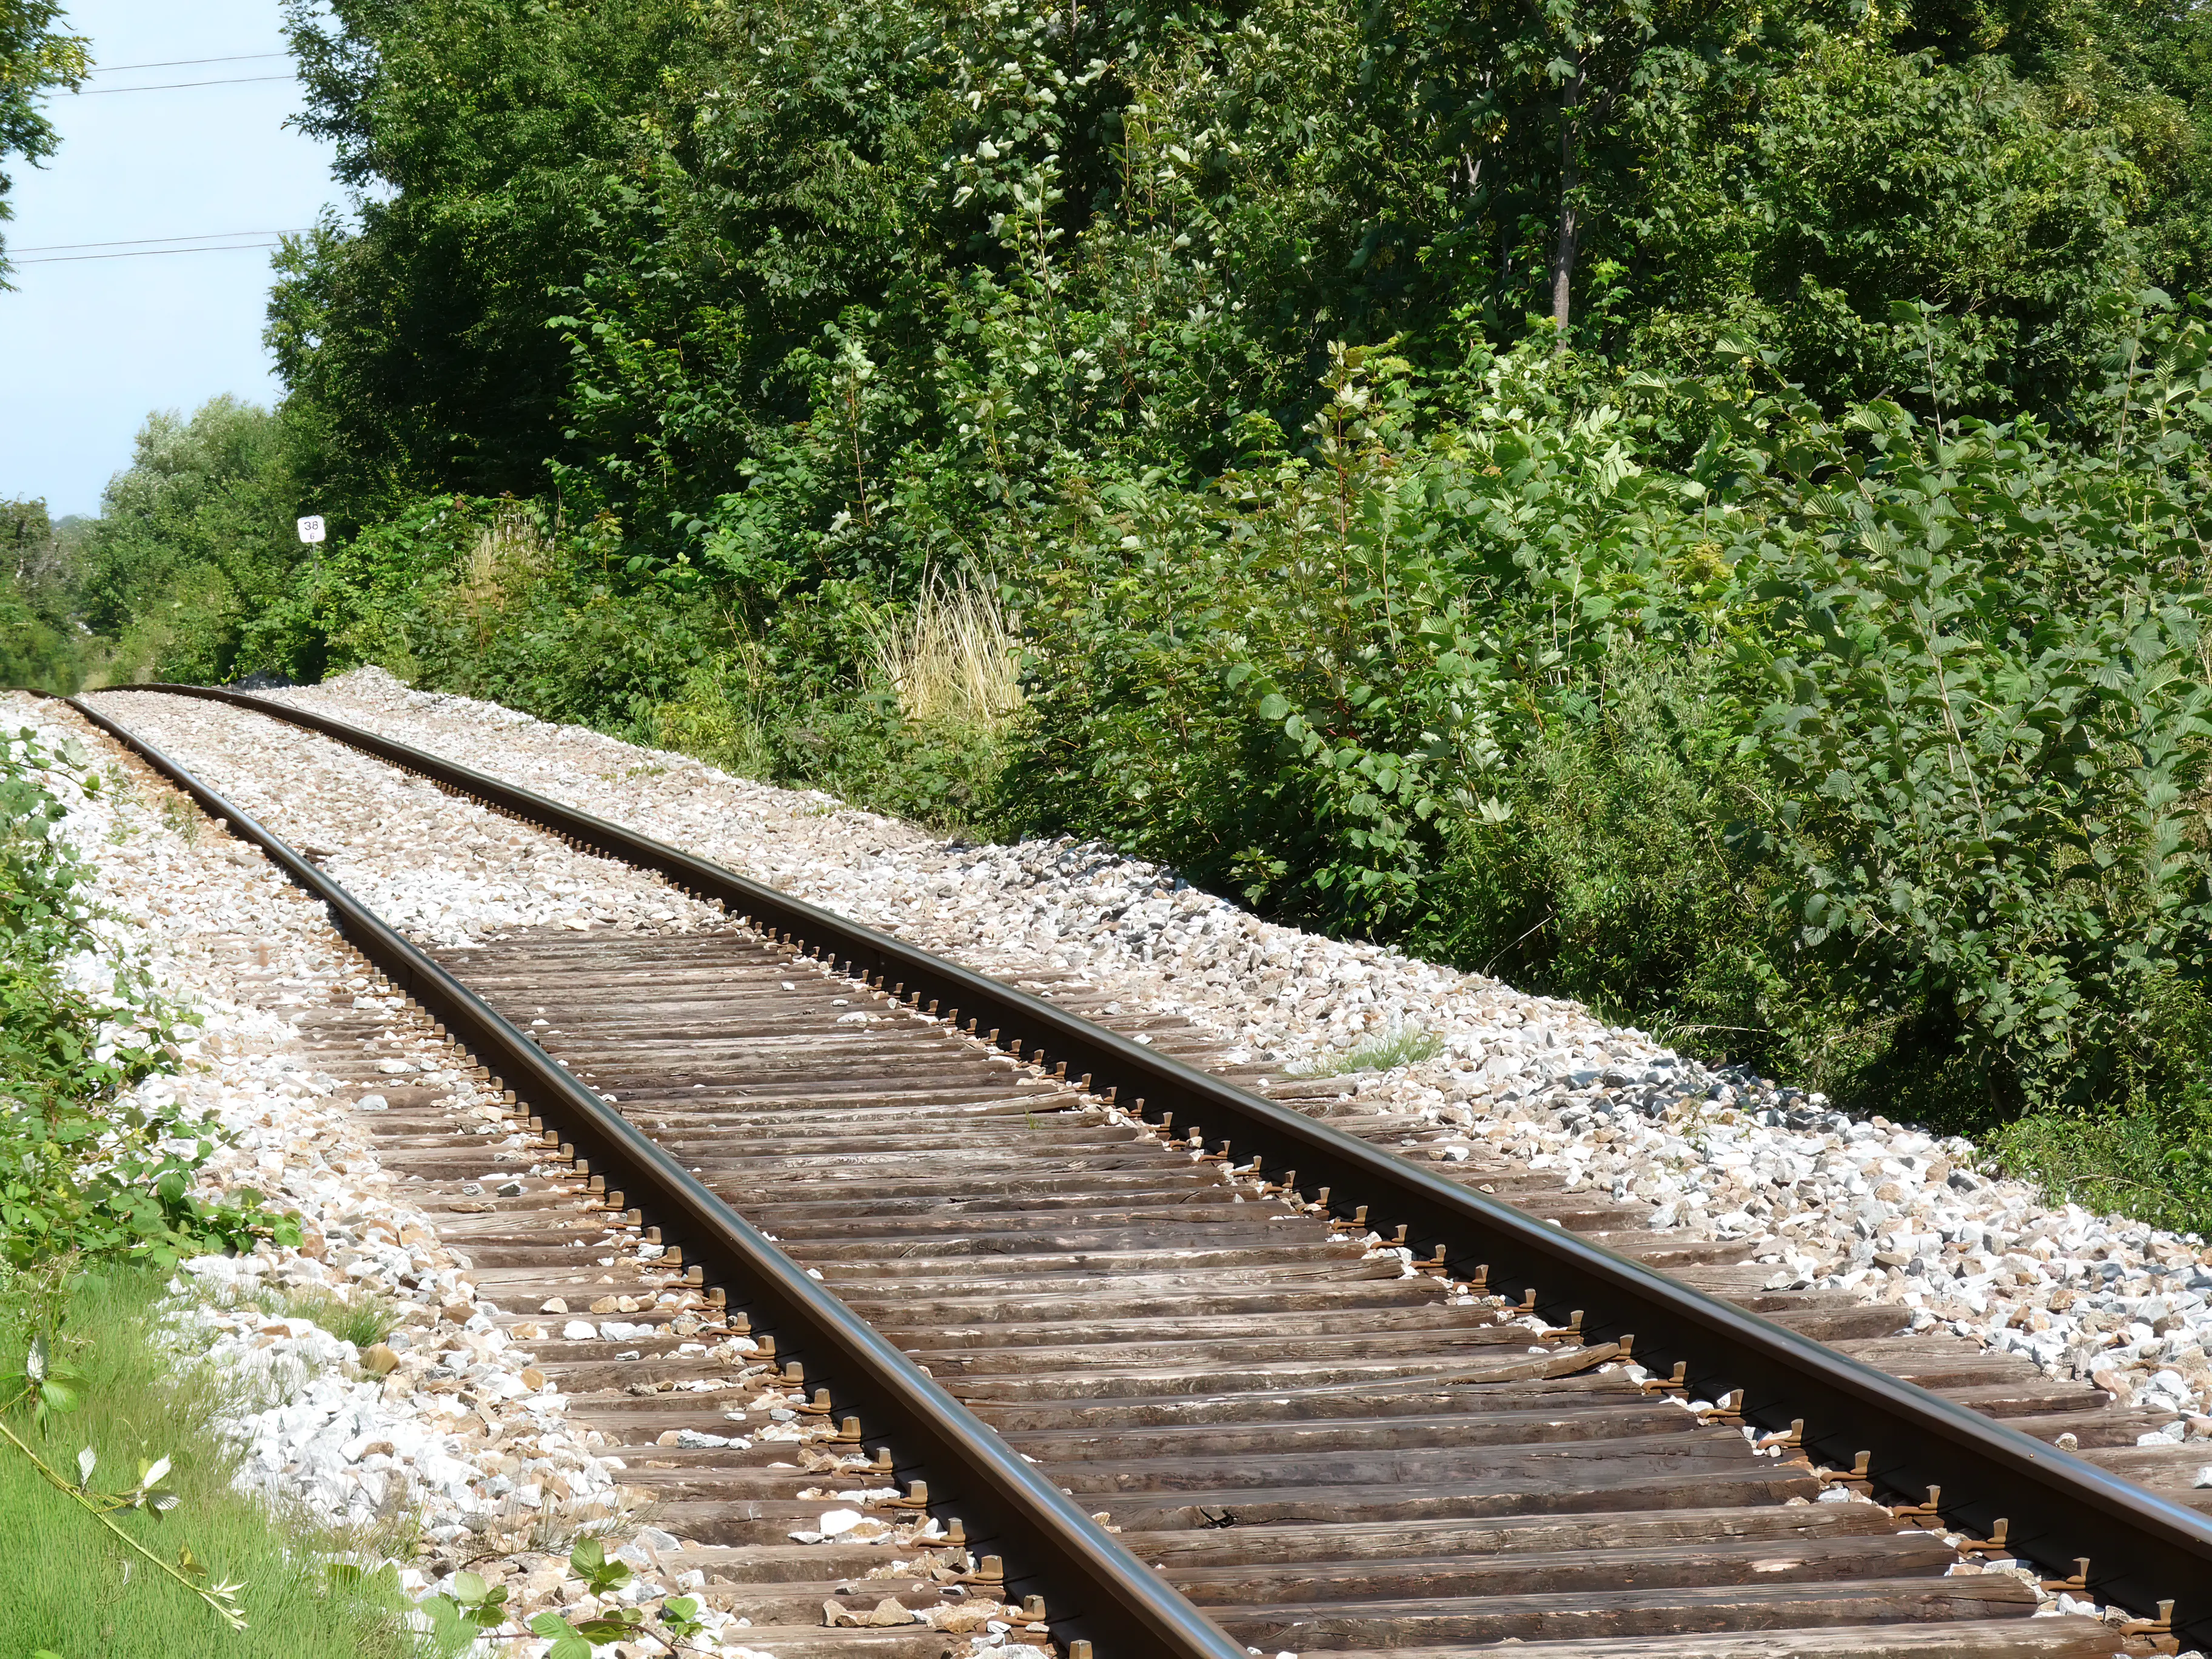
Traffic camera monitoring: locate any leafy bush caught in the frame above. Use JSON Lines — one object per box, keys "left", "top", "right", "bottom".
{"left": 287, "top": 497, "right": 1014, "bottom": 832}
{"left": 0, "top": 729, "right": 298, "bottom": 1267}
{"left": 1426, "top": 640, "right": 1775, "bottom": 1039}
{"left": 1007, "top": 301, "right": 2212, "bottom": 1213}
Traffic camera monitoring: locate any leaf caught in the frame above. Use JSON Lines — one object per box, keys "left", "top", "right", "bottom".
{"left": 452, "top": 1570, "right": 491, "bottom": 1606}
{"left": 420, "top": 1594, "right": 469, "bottom": 1646}
{"left": 529, "top": 1611, "right": 597, "bottom": 1659}
{"left": 76, "top": 1446, "right": 95, "bottom": 1486}
{"left": 575, "top": 1609, "right": 645, "bottom": 1639}
{"left": 1257, "top": 692, "right": 1290, "bottom": 721}
{"left": 27, "top": 1335, "right": 46, "bottom": 1384}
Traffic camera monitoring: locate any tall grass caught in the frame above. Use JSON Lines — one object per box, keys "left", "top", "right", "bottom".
{"left": 864, "top": 574, "right": 1021, "bottom": 735}
{"left": 0, "top": 1265, "right": 420, "bottom": 1658}
{"left": 457, "top": 511, "right": 557, "bottom": 611}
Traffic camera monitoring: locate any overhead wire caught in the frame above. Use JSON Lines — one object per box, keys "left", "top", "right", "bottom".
{"left": 85, "top": 52, "right": 291, "bottom": 75}
{"left": 10, "top": 52, "right": 317, "bottom": 265}
{"left": 70, "top": 75, "right": 299, "bottom": 95}
{"left": 10, "top": 243, "right": 287, "bottom": 265}
{"left": 10, "top": 230, "right": 312, "bottom": 253}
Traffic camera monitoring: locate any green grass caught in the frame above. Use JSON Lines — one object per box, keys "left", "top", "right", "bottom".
{"left": 185, "top": 1279, "right": 403, "bottom": 1359}
{"left": 1293, "top": 1027, "right": 1447, "bottom": 1078}
{"left": 256, "top": 1283, "right": 403, "bottom": 1352}
{"left": 0, "top": 1264, "right": 424, "bottom": 1659}
{"left": 1984, "top": 1109, "right": 2212, "bottom": 1238}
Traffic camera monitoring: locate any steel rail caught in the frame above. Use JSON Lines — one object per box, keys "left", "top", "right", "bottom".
{"left": 65, "top": 693, "right": 1250, "bottom": 1659}
{"left": 102, "top": 682, "right": 2212, "bottom": 1646}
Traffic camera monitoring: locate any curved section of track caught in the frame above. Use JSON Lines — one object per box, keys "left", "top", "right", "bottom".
{"left": 69, "top": 686, "right": 2212, "bottom": 1654}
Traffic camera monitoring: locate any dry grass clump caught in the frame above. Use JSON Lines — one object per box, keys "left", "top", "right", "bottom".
{"left": 457, "top": 510, "right": 559, "bottom": 623}
{"left": 865, "top": 574, "right": 1022, "bottom": 734}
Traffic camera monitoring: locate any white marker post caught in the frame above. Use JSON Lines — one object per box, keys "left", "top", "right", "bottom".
{"left": 296, "top": 515, "right": 326, "bottom": 545}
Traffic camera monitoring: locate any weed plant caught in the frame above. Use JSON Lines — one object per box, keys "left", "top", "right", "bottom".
{"left": 1, "top": 731, "right": 297, "bottom": 1267}
{"left": 224, "top": 1281, "right": 403, "bottom": 1353}
{"left": 1296, "top": 1029, "right": 1448, "bottom": 1078}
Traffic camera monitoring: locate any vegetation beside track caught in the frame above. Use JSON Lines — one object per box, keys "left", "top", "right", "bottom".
{"left": 0, "top": 1262, "right": 421, "bottom": 1657}
{"left": 0, "top": 722, "right": 418, "bottom": 1652}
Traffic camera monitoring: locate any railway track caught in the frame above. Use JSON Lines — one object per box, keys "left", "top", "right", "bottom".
{"left": 57, "top": 685, "right": 2212, "bottom": 1658}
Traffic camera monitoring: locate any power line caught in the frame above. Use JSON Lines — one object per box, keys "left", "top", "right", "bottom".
{"left": 10, "top": 243, "right": 283, "bottom": 265}
{"left": 11, "top": 230, "right": 312, "bottom": 253}
{"left": 88, "top": 52, "right": 290, "bottom": 75}
{"left": 70, "top": 74, "right": 298, "bottom": 96}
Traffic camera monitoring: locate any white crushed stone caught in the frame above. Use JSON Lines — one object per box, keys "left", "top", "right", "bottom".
{"left": 95, "top": 689, "right": 727, "bottom": 951}
{"left": 161, "top": 1255, "right": 628, "bottom": 1530}
{"left": 186, "top": 666, "right": 2212, "bottom": 1427}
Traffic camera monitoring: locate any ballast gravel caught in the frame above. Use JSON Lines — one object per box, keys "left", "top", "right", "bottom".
{"left": 178, "top": 665, "right": 2212, "bottom": 1435}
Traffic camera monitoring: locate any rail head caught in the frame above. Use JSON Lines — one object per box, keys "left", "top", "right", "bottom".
{"left": 92, "top": 681, "right": 2212, "bottom": 1647}
{"left": 65, "top": 691, "right": 1250, "bottom": 1659}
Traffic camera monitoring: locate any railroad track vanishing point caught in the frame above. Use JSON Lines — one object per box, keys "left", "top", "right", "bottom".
{"left": 55, "top": 683, "right": 2212, "bottom": 1659}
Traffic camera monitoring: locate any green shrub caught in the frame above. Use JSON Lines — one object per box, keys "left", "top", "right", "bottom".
{"left": 1004, "top": 305, "right": 2212, "bottom": 1220}
{"left": 1422, "top": 640, "right": 1777, "bottom": 1042}
{"left": 0, "top": 729, "right": 298, "bottom": 1268}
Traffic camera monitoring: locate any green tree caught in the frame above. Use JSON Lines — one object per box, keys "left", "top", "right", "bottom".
{"left": 0, "top": 498, "right": 79, "bottom": 689}
{"left": 0, "top": 0, "right": 87, "bottom": 280}
{"left": 78, "top": 398, "right": 307, "bottom": 684}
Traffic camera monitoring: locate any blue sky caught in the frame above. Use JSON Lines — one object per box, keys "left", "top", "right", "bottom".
{"left": 0, "top": 1, "right": 339, "bottom": 518}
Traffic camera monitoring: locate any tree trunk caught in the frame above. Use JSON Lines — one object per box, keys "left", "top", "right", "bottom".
{"left": 1550, "top": 54, "right": 1585, "bottom": 347}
